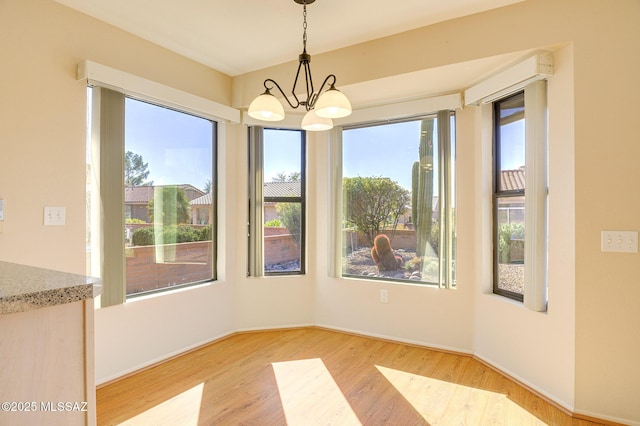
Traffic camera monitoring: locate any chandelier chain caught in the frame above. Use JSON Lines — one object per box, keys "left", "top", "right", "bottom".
{"left": 302, "top": 2, "right": 307, "bottom": 52}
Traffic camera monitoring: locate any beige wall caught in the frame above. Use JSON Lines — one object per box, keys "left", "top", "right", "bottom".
{"left": 235, "top": 1, "right": 640, "bottom": 422}
{"left": 2, "top": 0, "right": 639, "bottom": 424}
{"left": 0, "top": 0, "right": 230, "bottom": 273}
{"left": 0, "top": 0, "right": 238, "bottom": 386}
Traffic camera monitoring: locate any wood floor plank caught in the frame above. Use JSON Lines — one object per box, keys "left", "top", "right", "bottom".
{"left": 97, "top": 328, "right": 605, "bottom": 425}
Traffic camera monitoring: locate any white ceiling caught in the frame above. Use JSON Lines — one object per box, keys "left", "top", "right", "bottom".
{"left": 54, "top": 0, "right": 523, "bottom": 77}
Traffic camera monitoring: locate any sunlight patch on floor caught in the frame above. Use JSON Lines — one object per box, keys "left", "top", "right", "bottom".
{"left": 117, "top": 382, "right": 204, "bottom": 426}
{"left": 272, "top": 358, "right": 361, "bottom": 426}
{"left": 376, "top": 365, "right": 547, "bottom": 425}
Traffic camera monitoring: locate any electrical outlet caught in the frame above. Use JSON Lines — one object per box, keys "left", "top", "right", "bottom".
{"left": 44, "top": 206, "right": 66, "bottom": 226}
{"left": 380, "top": 289, "right": 388, "bottom": 303}
{"left": 601, "top": 231, "right": 638, "bottom": 253}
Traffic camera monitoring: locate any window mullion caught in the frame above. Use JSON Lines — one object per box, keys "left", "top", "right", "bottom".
{"left": 97, "top": 87, "right": 126, "bottom": 307}
{"left": 330, "top": 127, "right": 344, "bottom": 278}
{"left": 437, "top": 110, "right": 450, "bottom": 288}
{"left": 523, "top": 80, "right": 548, "bottom": 311}
{"left": 248, "top": 126, "right": 265, "bottom": 277}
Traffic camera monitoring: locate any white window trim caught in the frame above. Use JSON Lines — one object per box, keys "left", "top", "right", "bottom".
{"left": 328, "top": 93, "right": 461, "bottom": 281}
{"left": 78, "top": 60, "right": 240, "bottom": 124}
{"left": 336, "top": 93, "right": 462, "bottom": 127}
{"left": 469, "top": 54, "right": 551, "bottom": 311}
{"left": 84, "top": 61, "right": 231, "bottom": 307}
{"left": 247, "top": 127, "right": 307, "bottom": 277}
{"left": 248, "top": 126, "right": 265, "bottom": 277}
{"left": 88, "top": 87, "right": 126, "bottom": 307}
{"left": 328, "top": 127, "right": 343, "bottom": 278}
{"left": 523, "top": 80, "right": 548, "bottom": 312}
{"left": 329, "top": 103, "right": 457, "bottom": 289}
{"left": 464, "top": 52, "right": 553, "bottom": 106}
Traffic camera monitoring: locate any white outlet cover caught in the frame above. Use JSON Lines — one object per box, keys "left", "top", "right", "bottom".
{"left": 44, "top": 206, "right": 66, "bottom": 226}
{"left": 601, "top": 230, "right": 638, "bottom": 253}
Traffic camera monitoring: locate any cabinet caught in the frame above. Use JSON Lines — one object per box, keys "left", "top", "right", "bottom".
{"left": 0, "top": 262, "right": 101, "bottom": 426}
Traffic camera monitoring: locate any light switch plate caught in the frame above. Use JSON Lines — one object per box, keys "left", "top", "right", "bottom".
{"left": 601, "top": 230, "right": 638, "bottom": 253}
{"left": 44, "top": 206, "right": 66, "bottom": 226}
{"left": 0, "top": 199, "right": 4, "bottom": 221}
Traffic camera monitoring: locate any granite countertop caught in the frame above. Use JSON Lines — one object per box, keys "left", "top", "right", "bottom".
{"left": 0, "top": 261, "right": 102, "bottom": 315}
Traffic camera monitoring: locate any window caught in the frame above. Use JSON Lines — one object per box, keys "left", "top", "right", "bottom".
{"left": 493, "top": 92, "right": 525, "bottom": 300}
{"left": 87, "top": 87, "right": 217, "bottom": 305}
{"left": 248, "top": 127, "right": 306, "bottom": 276}
{"left": 340, "top": 111, "right": 456, "bottom": 287}
{"left": 492, "top": 81, "right": 548, "bottom": 309}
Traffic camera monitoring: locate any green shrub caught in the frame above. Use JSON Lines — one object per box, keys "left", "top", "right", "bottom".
{"left": 132, "top": 227, "right": 154, "bottom": 246}
{"left": 275, "top": 203, "right": 301, "bottom": 248}
{"left": 131, "top": 225, "right": 209, "bottom": 246}
{"left": 126, "top": 218, "right": 146, "bottom": 224}
{"left": 176, "top": 224, "right": 200, "bottom": 243}
{"left": 510, "top": 222, "right": 525, "bottom": 239}
{"left": 498, "top": 222, "right": 525, "bottom": 263}
{"left": 264, "top": 218, "right": 282, "bottom": 227}
{"left": 147, "top": 186, "right": 190, "bottom": 224}
{"left": 422, "top": 257, "right": 439, "bottom": 279}
{"left": 199, "top": 225, "right": 212, "bottom": 241}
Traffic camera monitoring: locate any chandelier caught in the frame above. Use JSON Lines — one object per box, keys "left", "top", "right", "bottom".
{"left": 247, "top": 0, "right": 352, "bottom": 131}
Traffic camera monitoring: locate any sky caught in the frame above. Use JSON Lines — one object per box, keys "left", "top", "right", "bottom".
{"left": 263, "top": 129, "right": 302, "bottom": 181}
{"left": 342, "top": 116, "right": 523, "bottom": 192}
{"left": 343, "top": 120, "right": 430, "bottom": 190}
{"left": 124, "top": 97, "right": 213, "bottom": 192}
{"left": 122, "top": 98, "right": 523, "bottom": 193}
{"left": 499, "top": 120, "right": 525, "bottom": 171}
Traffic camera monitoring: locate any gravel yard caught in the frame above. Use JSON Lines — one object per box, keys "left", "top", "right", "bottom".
{"left": 343, "top": 247, "right": 525, "bottom": 294}
{"left": 342, "top": 247, "right": 437, "bottom": 282}
{"left": 497, "top": 263, "right": 525, "bottom": 294}
{"left": 343, "top": 247, "right": 414, "bottom": 274}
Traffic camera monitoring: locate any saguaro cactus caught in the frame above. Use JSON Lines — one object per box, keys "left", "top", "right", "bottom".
{"left": 412, "top": 118, "right": 435, "bottom": 257}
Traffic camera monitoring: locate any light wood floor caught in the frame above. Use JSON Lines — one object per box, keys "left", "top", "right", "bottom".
{"left": 97, "top": 328, "right": 604, "bottom": 425}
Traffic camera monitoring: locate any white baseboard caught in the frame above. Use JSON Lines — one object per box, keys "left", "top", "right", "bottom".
{"left": 96, "top": 330, "right": 235, "bottom": 386}
{"left": 315, "top": 323, "right": 473, "bottom": 355}
{"left": 473, "top": 352, "right": 575, "bottom": 414}
{"left": 572, "top": 408, "right": 639, "bottom": 426}
{"left": 234, "top": 323, "right": 315, "bottom": 333}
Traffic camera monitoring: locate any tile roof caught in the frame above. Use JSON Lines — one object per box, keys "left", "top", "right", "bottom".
{"left": 191, "top": 193, "right": 212, "bottom": 205}
{"left": 125, "top": 186, "right": 154, "bottom": 203}
{"left": 185, "top": 182, "right": 302, "bottom": 207}
{"left": 264, "top": 181, "right": 301, "bottom": 198}
{"left": 500, "top": 167, "right": 525, "bottom": 191}
{"left": 125, "top": 184, "right": 204, "bottom": 203}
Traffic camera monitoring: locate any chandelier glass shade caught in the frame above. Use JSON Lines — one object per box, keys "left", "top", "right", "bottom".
{"left": 247, "top": 89, "right": 285, "bottom": 122}
{"left": 314, "top": 87, "right": 352, "bottom": 118}
{"left": 247, "top": 0, "right": 351, "bottom": 131}
{"left": 301, "top": 110, "right": 333, "bottom": 131}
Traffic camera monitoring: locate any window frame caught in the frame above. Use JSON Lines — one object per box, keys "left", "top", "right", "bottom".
{"left": 248, "top": 126, "right": 307, "bottom": 277}
{"left": 491, "top": 81, "right": 548, "bottom": 310}
{"left": 87, "top": 86, "right": 219, "bottom": 306}
{"left": 336, "top": 110, "right": 456, "bottom": 288}
{"left": 127, "top": 96, "right": 218, "bottom": 299}
{"left": 492, "top": 90, "right": 526, "bottom": 302}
